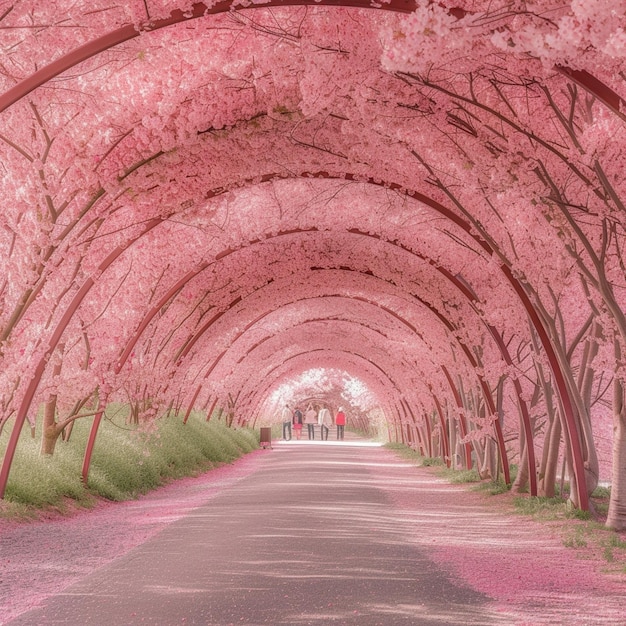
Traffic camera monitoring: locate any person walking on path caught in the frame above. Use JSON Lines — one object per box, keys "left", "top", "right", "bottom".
{"left": 281, "top": 404, "right": 292, "bottom": 440}
{"left": 335, "top": 408, "right": 346, "bottom": 440}
{"left": 293, "top": 407, "right": 304, "bottom": 440}
{"left": 304, "top": 404, "right": 317, "bottom": 440}
{"left": 318, "top": 406, "right": 332, "bottom": 441}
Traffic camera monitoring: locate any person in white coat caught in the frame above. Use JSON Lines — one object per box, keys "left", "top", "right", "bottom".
{"left": 304, "top": 404, "right": 317, "bottom": 440}
{"left": 318, "top": 406, "right": 332, "bottom": 441}
{"left": 281, "top": 404, "right": 292, "bottom": 440}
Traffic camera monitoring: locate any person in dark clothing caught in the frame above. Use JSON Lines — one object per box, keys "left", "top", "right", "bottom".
{"left": 293, "top": 407, "right": 304, "bottom": 440}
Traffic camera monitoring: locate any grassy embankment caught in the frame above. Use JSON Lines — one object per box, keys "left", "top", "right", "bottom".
{"left": 0, "top": 406, "right": 259, "bottom": 520}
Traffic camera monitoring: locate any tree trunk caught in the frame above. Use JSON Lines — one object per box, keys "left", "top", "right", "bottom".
{"left": 40, "top": 348, "right": 63, "bottom": 456}
{"left": 513, "top": 437, "right": 529, "bottom": 493}
{"left": 550, "top": 324, "right": 598, "bottom": 504}
{"left": 480, "top": 438, "right": 496, "bottom": 480}
{"left": 129, "top": 401, "right": 139, "bottom": 424}
{"left": 607, "top": 347, "right": 626, "bottom": 530}
{"left": 449, "top": 417, "right": 459, "bottom": 469}
{"left": 535, "top": 372, "right": 561, "bottom": 498}
{"left": 432, "top": 423, "right": 441, "bottom": 460}
{"left": 539, "top": 413, "right": 561, "bottom": 498}
{"left": 574, "top": 323, "right": 602, "bottom": 497}
{"left": 41, "top": 395, "right": 63, "bottom": 456}
{"left": 61, "top": 420, "right": 75, "bottom": 442}
{"left": 563, "top": 439, "right": 580, "bottom": 507}
{"left": 471, "top": 435, "right": 487, "bottom": 477}
{"left": 513, "top": 375, "right": 529, "bottom": 491}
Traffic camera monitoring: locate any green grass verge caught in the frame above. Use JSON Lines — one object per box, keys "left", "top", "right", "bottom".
{"left": 473, "top": 477, "right": 511, "bottom": 495}
{"left": 513, "top": 491, "right": 626, "bottom": 573}
{"left": 0, "top": 407, "right": 259, "bottom": 517}
{"left": 385, "top": 442, "right": 513, "bottom": 492}
{"left": 383, "top": 442, "right": 444, "bottom": 466}
{"left": 513, "top": 495, "right": 568, "bottom": 519}
{"left": 437, "top": 467, "right": 482, "bottom": 483}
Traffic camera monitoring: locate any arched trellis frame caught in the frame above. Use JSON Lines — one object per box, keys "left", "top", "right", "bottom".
{"left": 211, "top": 313, "right": 445, "bottom": 427}
{"left": 118, "top": 225, "right": 533, "bottom": 483}
{"left": 66, "top": 221, "right": 528, "bottom": 487}
{"left": 1, "top": 173, "right": 566, "bottom": 500}
{"left": 188, "top": 289, "right": 510, "bottom": 482}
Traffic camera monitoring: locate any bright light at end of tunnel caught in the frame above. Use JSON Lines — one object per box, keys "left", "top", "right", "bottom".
{"left": 261, "top": 367, "right": 386, "bottom": 436}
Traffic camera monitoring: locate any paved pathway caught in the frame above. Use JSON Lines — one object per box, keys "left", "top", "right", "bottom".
{"left": 2, "top": 435, "right": 625, "bottom": 625}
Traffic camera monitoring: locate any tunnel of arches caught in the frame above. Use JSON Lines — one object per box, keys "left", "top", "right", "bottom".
{"left": 1, "top": 1, "right": 626, "bottom": 529}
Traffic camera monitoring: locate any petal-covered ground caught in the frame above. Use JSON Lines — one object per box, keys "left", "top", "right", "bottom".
{"left": 375, "top": 458, "right": 626, "bottom": 624}
{"left": 1, "top": 443, "right": 625, "bottom": 625}
{"left": 0, "top": 451, "right": 265, "bottom": 623}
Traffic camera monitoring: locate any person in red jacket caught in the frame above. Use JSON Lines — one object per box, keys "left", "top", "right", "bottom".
{"left": 335, "top": 408, "right": 346, "bottom": 440}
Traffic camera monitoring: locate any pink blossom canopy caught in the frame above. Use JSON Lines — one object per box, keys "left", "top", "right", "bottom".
{"left": 1, "top": 1, "right": 626, "bottom": 515}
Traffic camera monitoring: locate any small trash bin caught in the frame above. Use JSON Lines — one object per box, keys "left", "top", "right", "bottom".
{"left": 259, "top": 427, "right": 272, "bottom": 449}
